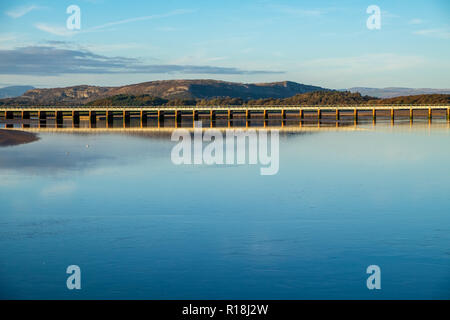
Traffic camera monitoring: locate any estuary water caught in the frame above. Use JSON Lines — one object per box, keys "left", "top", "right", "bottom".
{"left": 0, "top": 122, "right": 449, "bottom": 299}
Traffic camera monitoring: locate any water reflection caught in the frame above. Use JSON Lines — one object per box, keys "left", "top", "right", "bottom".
{"left": 1, "top": 116, "right": 449, "bottom": 131}
{"left": 0, "top": 120, "right": 449, "bottom": 299}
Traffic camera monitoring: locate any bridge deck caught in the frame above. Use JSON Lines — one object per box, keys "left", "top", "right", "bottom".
{"left": 0, "top": 105, "right": 449, "bottom": 112}
{"left": 1, "top": 105, "right": 449, "bottom": 128}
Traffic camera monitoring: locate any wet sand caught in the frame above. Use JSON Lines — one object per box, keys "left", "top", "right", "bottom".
{"left": 0, "top": 129, "right": 39, "bottom": 147}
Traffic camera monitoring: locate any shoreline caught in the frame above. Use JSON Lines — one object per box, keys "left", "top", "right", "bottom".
{"left": 0, "top": 129, "right": 39, "bottom": 147}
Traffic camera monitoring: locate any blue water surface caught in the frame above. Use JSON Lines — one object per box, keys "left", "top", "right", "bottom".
{"left": 0, "top": 123, "right": 449, "bottom": 299}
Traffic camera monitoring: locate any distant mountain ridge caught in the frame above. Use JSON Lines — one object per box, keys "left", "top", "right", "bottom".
{"left": 2, "top": 81, "right": 449, "bottom": 106}
{"left": 0, "top": 85, "right": 35, "bottom": 98}
{"left": 346, "top": 87, "right": 450, "bottom": 98}
{"left": 0, "top": 80, "right": 328, "bottom": 106}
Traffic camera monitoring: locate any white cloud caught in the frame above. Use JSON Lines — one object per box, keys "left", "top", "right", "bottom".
{"left": 156, "top": 26, "right": 177, "bottom": 32}
{"left": 0, "top": 45, "right": 281, "bottom": 75}
{"left": 408, "top": 19, "right": 423, "bottom": 25}
{"left": 268, "top": 4, "right": 325, "bottom": 17}
{"left": 205, "top": 56, "right": 228, "bottom": 62}
{"left": 6, "top": 5, "right": 39, "bottom": 18}
{"left": 0, "top": 33, "right": 17, "bottom": 42}
{"left": 89, "top": 9, "right": 196, "bottom": 31}
{"left": 413, "top": 28, "right": 450, "bottom": 39}
{"left": 34, "top": 9, "right": 195, "bottom": 37}
{"left": 381, "top": 10, "right": 400, "bottom": 19}
{"left": 35, "top": 23, "right": 78, "bottom": 37}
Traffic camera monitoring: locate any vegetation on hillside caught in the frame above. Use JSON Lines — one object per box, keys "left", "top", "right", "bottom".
{"left": 371, "top": 94, "right": 450, "bottom": 105}
{"left": 85, "top": 91, "right": 450, "bottom": 107}
{"left": 5, "top": 91, "right": 447, "bottom": 107}
{"left": 247, "top": 91, "right": 374, "bottom": 105}
{"left": 87, "top": 94, "right": 169, "bottom": 106}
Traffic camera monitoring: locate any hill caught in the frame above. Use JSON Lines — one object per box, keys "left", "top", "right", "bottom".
{"left": 346, "top": 87, "right": 450, "bottom": 98}
{"left": 86, "top": 91, "right": 450, "bottom": 106}
{"left": 371, "top": 94, "right": 450, "bottom": 104}
{"left": 0, "top": 80, "right": 328, "bottom": 106}
{"left": 247, "top": 91, "right": 374, "bottom": 105}
{"left": 0, "top": 86, "right": 35, "bottom": 98}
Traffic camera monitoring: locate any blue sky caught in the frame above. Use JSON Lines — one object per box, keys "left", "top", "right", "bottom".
{"left": 0, "top": 0, "right": 449, "bottom": 89}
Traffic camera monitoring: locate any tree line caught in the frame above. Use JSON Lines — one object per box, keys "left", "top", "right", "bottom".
{"left": 67, "top": 91, "right": 450, "bottom": 107}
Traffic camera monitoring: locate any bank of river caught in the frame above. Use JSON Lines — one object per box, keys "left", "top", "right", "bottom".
{"left": 0, "top": 129, "right": 39, "bottom": 147}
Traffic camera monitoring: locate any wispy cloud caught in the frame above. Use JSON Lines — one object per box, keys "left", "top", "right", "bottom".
{"left": 0, "top": 46, "right": 283, "bottom": 76}
{"left": 35, "top": 23, "right": 78, "bottom": 37}
{"left": 408, "top": 18, "right": 423, "bottom": 25}
{"left": 381, "top": 10, "right": 400, "bottom": 19}
{"left": 90, "top": 9, "right": 195, "bottom": 31}
{"left": 35, "top": 9, "right": 195, "bottom": 37}
{"left": 205, "top": 57, "right": 228, "bottom": 62}
{"left": 156, "top": 26, "right": 177, "bottom": 32}
{"left": 0, "top": 33, "right": 17, "bottom": 42}
{"left": 268, "top": 4, "right": 327, "bottom": 17}
{"left": 413, "top": 28, "right": 450, "bottom": 39}
{"left": 6, "top": 5, "right": 39, "bottom": 18}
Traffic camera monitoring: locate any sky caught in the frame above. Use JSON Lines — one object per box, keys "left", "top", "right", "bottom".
{"left": 0, "top": 0, "right": 449, "bottom": 89}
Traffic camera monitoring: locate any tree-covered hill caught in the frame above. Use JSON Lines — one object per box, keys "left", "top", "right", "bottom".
{"left": 83, "top": 91, "right": 450, "bottom": 107}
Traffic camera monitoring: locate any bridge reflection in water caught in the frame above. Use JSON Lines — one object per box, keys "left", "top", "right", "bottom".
{"left": 1, "top": 105, "right": 449, "bottom": 130}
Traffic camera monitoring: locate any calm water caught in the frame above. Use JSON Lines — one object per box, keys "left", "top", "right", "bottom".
{"left": 0, "top": 122, "right": 449, "bottom": 299}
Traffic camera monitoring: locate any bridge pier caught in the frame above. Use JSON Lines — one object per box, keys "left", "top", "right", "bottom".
{"left": 106, "top": 111, "right": 114, "bottom": 128}
{"left": 6, "top": 111, "right": 14, "bottom": 120}
{"left": 38, "top": 111, "right": 47, "bottom": 127}
{"left": 38, "top": 111, "right": 46, "bottom": 121}
{"left": 176, "top": 110, "right": 182, "bottom": 127}
{"left": 210, "top": 110, "right": 216, "bottom": 128}
{"left": 22, "top": 111, "right": 31, "bottom": 120}
{"left": 140, "top": 110, "right": 147, "bottom": 128}
{"left": 72, "top": 111, "right": 80, "bottom": 127}
{"left": 447, "top": 108, "right": 450, "bottom": 121}
{"left": 158, "top": 110, "right": 164, "bottom": 128}
{"left": 89, "top": 111, "right": 97, "bottom": 128}
{"left": 123, "top": 111, "right": 130, "bottom": 128}
{"left": 56, "top": 111, "right": 64, "bottom": 127}
{"left": 317, "top": 109, "right": 322, "bottom": 120}
{"left": 336, "top": 109, "right": 340, "bottom": 121}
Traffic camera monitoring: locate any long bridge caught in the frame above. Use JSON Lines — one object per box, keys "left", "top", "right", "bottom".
{"left": 1, "top": 105, "right": 449, "bottom": 128}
